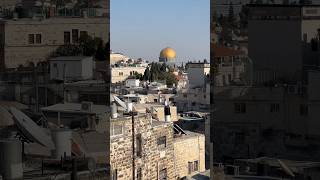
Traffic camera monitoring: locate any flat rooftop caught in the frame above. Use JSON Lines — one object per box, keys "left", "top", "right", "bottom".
{"left": 41, "top": 103, "right": 108, "bottom": 115}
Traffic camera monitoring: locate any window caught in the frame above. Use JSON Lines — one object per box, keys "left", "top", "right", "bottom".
{"left": 192, "top": 102, "right": 196, "bottom": 106}
{"left": 157, "top": 136, "right": 166, "bottom": 149}
{"left": 36, "top": 34, "right": 41, "bottom": 44}
{"left": 183, "top": 94, "right": 187, "bottom": 98}
{"left": 234, "top": 103, "right": 246, "bottom": 113}
{"left": 300, "top": 104, "right": 308, "bottom": 116}
{"left": 228, "top": 74, "right": 232, "bottom": 83}
{"left": 136, "top": 134, "right": 142, "bottom": 157}
{"left": 270, "top": 103, "right": 279, "bottom": 113}
{"left": 119, "top": 72, "right": 123, "bottom": 76}
{"left": 154, "top": 99, "right": 158, "bottom": 103}
{"left": 112, "top": 169, "right": 117, "bottom": 180}
{"left": 53, "top": 63, "right": 57, "bottom": 68}
{"left": 188, "top": 162, "right": 193, "bottom": 174}
{"left": 28, "top": 34, "right": 34, "bottom": 44}
{"left": 235, "top": 132, "right": 245, "bottom": 145}
{"left": 194, "top": 161, "right": 199, "bottom": 172}
{"left": 137, "top": 168, "right": 142, "bottom": 180}
{"left": 80, "top": 31, "right": 88, "bottom": 38}
{"left": 64, "top": 31, "right": 70, "bottom": 44}
{"left": 303, "top": 33, "right": 308, "bottom": 42}
{"left": 159, "top": 168, "right": 167, "bottom": 180}
{"left": 111, "top": 123, "right": 123, "bottom": 136}
{"left": 72, "top": 29, "right": 79, "bottom": 43}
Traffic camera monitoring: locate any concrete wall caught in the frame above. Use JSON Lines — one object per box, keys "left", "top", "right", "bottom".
{"left": 50, "top": 60, "right": 82, "bottom": 80}
{"left": 187, "top": 63, "right": 210, "bottom": 88}
{"left": 248, "top": 20, "right": 303, "bottom": 82}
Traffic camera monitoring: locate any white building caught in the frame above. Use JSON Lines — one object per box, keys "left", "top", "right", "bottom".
{"left": 186, "top": 63, "right": 210, "bottom": 88}
{"left": 175, "top": 83, "right": 210, "bottom": 112}
{"left": 110, "top": 52, "right": 130, "bottom": 65}
{"left": 212, "top": 44, "right": 246, "bottom": 86}
{"left": 50, "top": 56, "right": 93, "bottom": 81}
{"left": 125, "top": 79, "right": 140, "bottom": 88}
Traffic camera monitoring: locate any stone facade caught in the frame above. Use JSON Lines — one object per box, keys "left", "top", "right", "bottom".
{"left": 110, "top": 114, "right": 176, "bottom": 180}
{"left": 0, "top": 17, "right": 109, "bottom": 70}
{"left": 111, "top": 66, "right": 146, "bottom": 83}
{"left": 174, "top": 132, "right": 205, "bottom": 178}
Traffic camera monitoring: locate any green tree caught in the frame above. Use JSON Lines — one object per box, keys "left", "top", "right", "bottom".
{"left": 143, "top": 67, "right": 151, "bottom": 81}
{"left": 134, "top": 72, "right": 143, "bottom": 80}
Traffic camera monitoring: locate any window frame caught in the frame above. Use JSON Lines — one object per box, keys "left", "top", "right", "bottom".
{"left": 111, "top": 122, "right": 124, "bottom": 137}
{"left": 35, "top": 33, "right": 42, "bottom": 44}
{"left": 28, "top": 34, "right": 35, "bottom": 44}
{"left": 64, "top": 31, "right": 71, "bottom": 44}
{"left": 157, "top": 136, "right": 166, "bottom": 150}
{"left": 234, "top": 103, "right": 246, "bottom": 114}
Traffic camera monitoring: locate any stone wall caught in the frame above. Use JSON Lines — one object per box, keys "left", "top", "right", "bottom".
{"left": 0, "top": 17, "right": 109, "bottom": 69}
{"left": 174, "top": 132, "right": 205, "bottom": 178}
{"left": 110, "top": 114, "right": 176, "bottom": 180}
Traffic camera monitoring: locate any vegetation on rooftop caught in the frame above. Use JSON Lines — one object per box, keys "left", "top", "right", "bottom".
{"left": 51, "top": 34, "right": 109, "bottom": 61}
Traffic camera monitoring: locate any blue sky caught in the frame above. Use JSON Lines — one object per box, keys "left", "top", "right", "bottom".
{"left": 111, "top": 0, "right": 210, "bottom": 63}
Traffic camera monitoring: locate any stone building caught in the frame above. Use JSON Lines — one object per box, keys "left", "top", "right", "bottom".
{"left": 0, "top": 17, "right": 109, "bottom": 70}
{"left": 212, "top": 44, "right": 246, "bottom": 86}
{"left": 174, "top": 131, "right": 205, "bottom": 178}
{"left": 111, "top": 66, "right": 146, "bottom": 83}
{"left": 110, "top": 113, "right": 176, "bottom": 180}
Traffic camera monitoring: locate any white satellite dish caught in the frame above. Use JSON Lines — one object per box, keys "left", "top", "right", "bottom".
{"left": 0, "top": 106, "right": 14, "bottom": 127}
{"left": 10, "top": 107, "right": 55, "bottom": 150}
{"left": 113, "top": 95, "right": 128, "bottom": 110}
{"left": 113, "top": 95, "right": 135, "bottom": 113}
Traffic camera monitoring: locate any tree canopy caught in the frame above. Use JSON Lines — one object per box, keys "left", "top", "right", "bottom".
{"left": 143, "top": 63, "right": 177, "bottom": 87}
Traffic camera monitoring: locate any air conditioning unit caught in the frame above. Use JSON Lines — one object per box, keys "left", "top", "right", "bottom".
{"left": 81, "top": 101, "right": 93, "bottom": 112}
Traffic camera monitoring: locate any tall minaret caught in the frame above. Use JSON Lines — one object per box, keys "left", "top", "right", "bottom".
{"left": 164, "top": 100, "right": 171, "bottom": 122}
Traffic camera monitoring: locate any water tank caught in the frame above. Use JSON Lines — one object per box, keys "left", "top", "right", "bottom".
{"left": 0, "top": 139, "right": 23, "bottom": 180}
{"left": 127, "top": 102, "right": 133, "bottom": 112}
{"left": 52, "top": 129, "right": 72, "bottom": 159}
{"left": 111, "top": 102, "right": 118, "bottom": 118}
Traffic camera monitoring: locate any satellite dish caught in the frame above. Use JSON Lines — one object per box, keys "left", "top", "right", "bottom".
{"left": 278, "top": 159, "right": 295, "bottom": 177}
{"left": 113, "top": 95, "right": 128, "bottom": 110}
{"left": 0, "top": 106, "right": 14, "bottom": 127}
{"left": 10, "top": 107, "right": 55, "bottom": 150}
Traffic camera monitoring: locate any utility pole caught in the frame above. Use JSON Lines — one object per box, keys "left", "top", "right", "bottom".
{"left": 131, "top": 112, "right": 135, "bottom": 180}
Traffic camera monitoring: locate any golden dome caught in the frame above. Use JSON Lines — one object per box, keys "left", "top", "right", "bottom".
{"left": 160, "top": 47, "right": 176, "bottom": 60}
